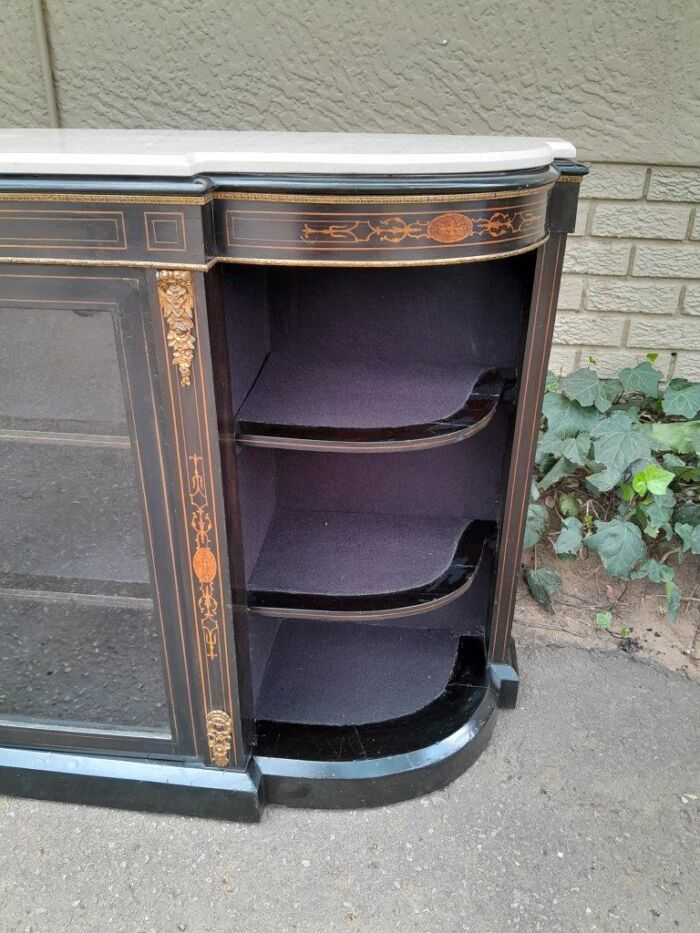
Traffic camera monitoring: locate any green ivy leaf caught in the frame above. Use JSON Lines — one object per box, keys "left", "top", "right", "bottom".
{"left": 600, "top": 378, "right": 624, "bottom": 405}
{"left": 674, "top": 502, "right": 700, "bottom": 526}
{"left": 595, "top": 611, "right": 612, "bottom": 629}
{"left": 662, "top": 452, "right": 686, "bottom": 469}
{"left": 557, "top": 493, "right": 580, "bottom": 518}
{"left": 618, "top": 360, "right": 662, "bottom": 399}
{"left": 539, "top": 457, "right": 576, "bottom": 491}
{"left": 523, "top": 567, "right": 562, "bottom": 612}
{"left": 554, "top": 517, "right": 584, "bottom": 558}
{"left": 587, "top": 518, "right": 645, "bottom": 579}
{"left": 542, "top": 392, "right": 600, "bottom": 439}
{"left": 561, "top": 367, "right": 611, "bottom": 412}
{"left": 586, "top": 466, "right": 623, "bottom": 493}
{"left": 523, "top": 503, "right": 548, "bottom": 549}
{"left": 662, "top": 379, "right": 700, "bottom": 419}
{"left": 638, "top": 491, "right": 676, "bottom": 539}
{"left": 591, "top": 410, "right": 653, "bottom": 474}
{"left": 631, "top": 464, "right": 675, "bottom": 497}
{"left": 675, "top": 522, "right": 700, "bottom": 555}
{"left": 650, "top": 420, "right": 700, "bottom": 455}
{"left": 535, "top": 430, "right": 564, "bottom": 465}
{"left": 558, "top": 432, "right": 592, "bottom": 466}
{"left": 666, "top": 581, "right": 682, "bottom": 624}
{"left": 631, "top": 558, "right": 675, "bottom": 584}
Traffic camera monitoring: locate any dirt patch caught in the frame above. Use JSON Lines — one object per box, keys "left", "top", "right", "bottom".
{"left": 514, "top": 545, "right": 700, "bottom": 679}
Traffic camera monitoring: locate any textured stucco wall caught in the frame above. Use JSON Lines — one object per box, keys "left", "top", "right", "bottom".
{"left": 1, "top": 0, "right": 698, "bottom": 164}
{"left": 1, "top": 2, "right": 50, "bottom": 127}
{"left": 1, "top": 1, "right": 699, "bottom": 374}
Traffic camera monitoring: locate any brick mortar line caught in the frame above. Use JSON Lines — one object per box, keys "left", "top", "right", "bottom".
{"left": 569, "top": 234, "right": 698, "bottom": 245}
{"left": 584, "top": 161, "right": 700, "bottom": 169}
{"left": 562, "top": 272, "right": 692, "bottom": 286}
{"left": 579, "top": 197, "right": 698, "bottom": 208}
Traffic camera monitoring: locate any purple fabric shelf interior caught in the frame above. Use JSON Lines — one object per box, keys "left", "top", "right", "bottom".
{"left": 237, "top": 353, "right": 482, "bottom": 430}
{"left": 252, "top": 618, "right": 462, "bottom": 725}
{"left": 248, "top": 507, "right": 468, "bottom": 597}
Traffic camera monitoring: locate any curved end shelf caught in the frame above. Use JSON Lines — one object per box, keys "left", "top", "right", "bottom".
{"left": 237, "top": 366, "right": 509, "bottom": 453}
{"left": 255, "top": 635, "right": 497, "bottom": 810}
{"left": 248, "top": 518, "right": 496, "bottom": 622}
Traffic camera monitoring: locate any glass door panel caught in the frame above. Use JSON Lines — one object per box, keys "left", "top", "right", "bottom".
{"left": 0, "top": 304, "right": 170, "bottom": 734}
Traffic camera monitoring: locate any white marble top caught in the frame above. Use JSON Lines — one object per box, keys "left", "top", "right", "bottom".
{"left": 0, "top": 130, "right": 575, "bottom": 176}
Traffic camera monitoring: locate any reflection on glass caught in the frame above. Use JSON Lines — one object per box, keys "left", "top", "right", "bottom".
{"left": 0, "top": 306, "right": 170, "bottom": 733}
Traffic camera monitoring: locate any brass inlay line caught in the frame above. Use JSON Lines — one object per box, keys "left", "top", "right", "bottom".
{"left": 214, "top": 183, "right": 553, "bottom": 204}
{"left": 0, "top": 182, "right": 554, "bottom": 206}
{"left": 0, "top": 256, "right": 211, "bottom": 270}
{"left": 0, "top": 191, "right": 211, "bottom": 205}
{"left": 156, "top": 269, "right": 196, "bottom": 386}
{"left": 213, "top": 237, "right": 550, "bottom": 267}
{"left": 0, "top": 236, "right": 549, "bottom": 270}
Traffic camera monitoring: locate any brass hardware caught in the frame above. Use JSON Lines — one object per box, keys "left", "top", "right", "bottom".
{"left": 206, "top": 709, "right": 234, "bottom": 767}
{"left": 157, "top": 269, "right": 196, "bottom": 387}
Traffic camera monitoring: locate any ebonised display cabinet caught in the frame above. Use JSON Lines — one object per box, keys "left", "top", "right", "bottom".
{"left": 0, "top": 132, "right": 586, "bottom": 820}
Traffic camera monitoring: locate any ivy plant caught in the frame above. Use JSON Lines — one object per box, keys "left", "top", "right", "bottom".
{"left": 524, "top": 355, "right": 700, "bottom": 622}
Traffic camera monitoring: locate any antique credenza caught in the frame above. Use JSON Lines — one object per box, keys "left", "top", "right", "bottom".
{"left": 0, "top": 131, "right": 585, "bottom": 820}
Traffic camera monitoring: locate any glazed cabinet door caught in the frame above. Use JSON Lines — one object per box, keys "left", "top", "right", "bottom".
{"left": 0, "top": 266, "right": 247, "bottom": 767}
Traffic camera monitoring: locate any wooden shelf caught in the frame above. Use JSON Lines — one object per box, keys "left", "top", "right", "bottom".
{"left": 247, "top": 510, "right": 494, "bottom": 621}
{"left": 236, "top": 356, "right": 505, "bottom": 452}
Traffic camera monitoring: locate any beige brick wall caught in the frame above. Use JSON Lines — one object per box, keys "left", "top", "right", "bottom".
{"left": 552, "top": 164, "right": 700, "bottom": 380}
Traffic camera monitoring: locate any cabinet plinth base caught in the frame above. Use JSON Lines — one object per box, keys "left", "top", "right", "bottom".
{"left": 0, "top": 638, "right": 520, "bottom": 817}
{"left": 256, "top": 687, "right": 498, "bottom": 810}
{"left": 0, "top": 746, "right": 263, "bottom": 822}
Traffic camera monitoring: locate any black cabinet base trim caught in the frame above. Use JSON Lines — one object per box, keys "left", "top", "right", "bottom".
{"left": 256, "top": 688, "right": 497, "bottom": 810}
{"left": 0, "top": 747, "right": 263, "bottom": 822}
{"left": 489, "top": 637, "right": 520, "bottom": 708}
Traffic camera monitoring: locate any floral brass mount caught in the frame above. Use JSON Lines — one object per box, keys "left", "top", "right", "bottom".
{"left": 206, "top": 709, "right": 233, "bottom": 767}
{"left": 156, "top": 269, "right": 196, "bottom": 387}
{"left": 300, "top": 209, "right": 541, "bottom": 245}
{"left": 188, "top": 454, "right": 220, "bottom": 661}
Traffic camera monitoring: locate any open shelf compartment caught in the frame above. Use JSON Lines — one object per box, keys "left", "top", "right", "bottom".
{"left": 222, "top": 261, "right": 529, "bottom": 451}
{"left": 237, "top": 412, "right": 507, "bottom": 622}
{"left": 249, "top": 617, "right": 489, "bottom": 759}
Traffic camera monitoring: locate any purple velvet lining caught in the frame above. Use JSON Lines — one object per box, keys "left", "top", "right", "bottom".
{"left": 236, "top": 447, "right": 276, "bottom": 579}
{"left": 252, "top": 618, "right": 460, "bottom": 725}
{"left": 222, "top": 259, "right": 532, "bottom": 424}
{"left": 237, "top": 414, "right": 508, "bottom": 599}
{"left": 238, "top": 354, "right": 481, "bottom": 429}
{"left": 249, "top": 508, "right": 467, "bottom": 596}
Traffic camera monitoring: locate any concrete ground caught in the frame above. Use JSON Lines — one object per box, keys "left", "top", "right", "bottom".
{"left": 0, "top": 645, "right": 698, "bottom": 933}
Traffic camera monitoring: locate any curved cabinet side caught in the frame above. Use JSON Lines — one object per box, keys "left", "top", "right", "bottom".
{"left": 213, "top": 186, "right": 551, "bottom": 267}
